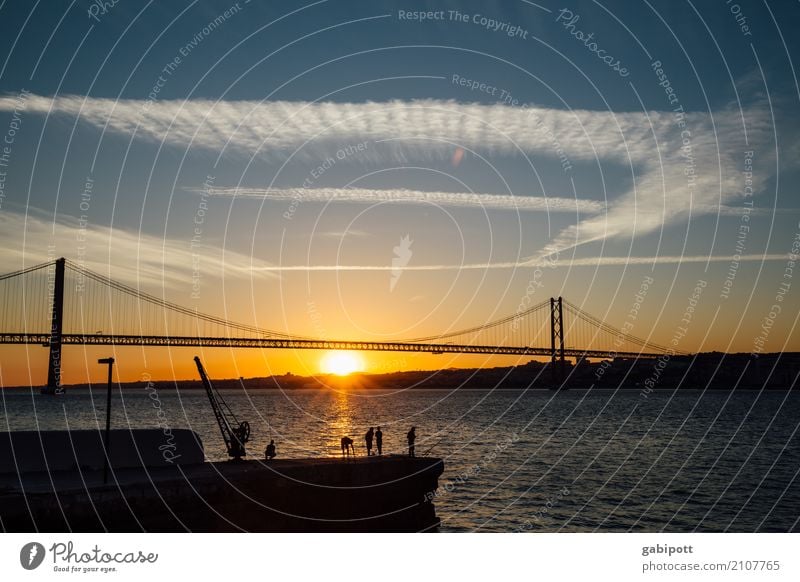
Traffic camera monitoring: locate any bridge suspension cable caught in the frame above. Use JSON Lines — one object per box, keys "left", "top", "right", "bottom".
{"left": 63, "top": 259, "right": 312, "bottom": 341}
{"left": 407, "top": 299, "right": 550, "bottom": 343}
{"left": 561, "top": 299, "right": 680, "bottom": 356}
{"left": 0, "top": 260, "right": 53, "bottom": 282}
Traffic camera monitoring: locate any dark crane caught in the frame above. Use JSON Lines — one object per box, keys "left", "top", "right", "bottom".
{"left": 193, "top": 356, "right": 251, "bottom": 460}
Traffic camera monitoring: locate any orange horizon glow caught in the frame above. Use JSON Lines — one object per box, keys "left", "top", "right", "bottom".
{"left": 319, "top": 351, "right": 365, "bottom": 376}
{"left": 0, "top": 343, "right": 539, "bottom": 387}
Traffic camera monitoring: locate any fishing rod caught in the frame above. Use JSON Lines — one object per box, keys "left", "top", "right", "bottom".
{"left": 421, "top": 431, "right": 449, "bottom": 457}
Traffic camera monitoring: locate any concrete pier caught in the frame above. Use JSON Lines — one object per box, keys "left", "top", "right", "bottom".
{"left": 0, "top": 455, "right": 444, "bottom": 532}
{"left": 0, "top": 429, "right": 205, "bottom": 474}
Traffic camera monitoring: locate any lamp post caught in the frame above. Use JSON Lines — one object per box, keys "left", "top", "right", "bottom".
{"left": 98, "top": 357, "right": 114, "bottom": 484}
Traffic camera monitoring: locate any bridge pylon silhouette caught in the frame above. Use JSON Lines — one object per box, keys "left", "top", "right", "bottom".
{"left": 45, "top": 257, "right": 66, "bottom": 394}
{"left": 550, "top": 296, "right": 566, "bottom": 385}
{"left": 0, "top": 258, "right": 677, "bottom": 393}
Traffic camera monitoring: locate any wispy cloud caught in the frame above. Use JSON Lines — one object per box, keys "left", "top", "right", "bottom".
{"left": 249, "top": 253, "right": 788, "bottom": 272}
{"left": 201, "top": 186, "right": 606, "bottom": 213}
{"left": 1, "top": 95, "right": 776, "bottom": 258}
{"left": 200, "top": 186, "right": 780, "bottom": 217}
{"left": 0, "top": 211, "right": 277, "bottom": 288}
{"left": 315, "top": 228, "right": 372, "bottom": 238}
{"left": 0, "top": 95, "right": 663, "bottom": 161}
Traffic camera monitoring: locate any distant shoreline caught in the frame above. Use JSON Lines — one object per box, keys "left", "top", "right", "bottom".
{"left": 5, "top": 351, "right": 798, "bottom": 392}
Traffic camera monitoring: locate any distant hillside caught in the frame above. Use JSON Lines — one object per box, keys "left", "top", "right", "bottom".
{"left": 15, "top": 352, "right": 798, "bottom": 392}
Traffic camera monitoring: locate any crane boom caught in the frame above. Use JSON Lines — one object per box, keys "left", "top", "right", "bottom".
{"left": 193, "top": 356, "right": 250, "bottom": 459}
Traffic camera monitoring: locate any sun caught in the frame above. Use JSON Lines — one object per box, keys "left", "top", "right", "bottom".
{"left": 320, "top": 351, "right": 364, "bottom": 376}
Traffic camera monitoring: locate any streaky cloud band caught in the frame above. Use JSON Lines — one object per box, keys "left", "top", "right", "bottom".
{"left": 0, "top": 94, "right": 775, "bottom": 257}
{"left": 252, "top": 253, "right": 788, "bottom": 272}
{"left": 201, "top": 187, "right": 606, "bottom": 213}
{"left": 197, "top": 186, "right": 779, "bottom": 217}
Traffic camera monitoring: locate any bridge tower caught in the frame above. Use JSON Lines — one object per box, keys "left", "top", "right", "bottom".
{"left": 550, "top": 296, "right": 565, "bottom": 385}
{"left": 44, "top": 257, "right": 65, "bottom": 394}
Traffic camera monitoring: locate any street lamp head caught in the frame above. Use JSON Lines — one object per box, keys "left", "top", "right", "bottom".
{"left": 98, "top": 357, "right": 114, "bottom": 364}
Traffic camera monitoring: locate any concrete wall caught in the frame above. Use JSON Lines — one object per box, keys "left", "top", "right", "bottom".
{"left": 1, "top": 456, "right": 444, "bottom": 532}
{"left": 0, "top": 429, "right": 204, "bottom": 474}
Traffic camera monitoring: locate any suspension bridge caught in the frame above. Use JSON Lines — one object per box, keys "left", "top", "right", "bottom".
{"left": 0, "top": 258, "right": 676, "bottom": 393}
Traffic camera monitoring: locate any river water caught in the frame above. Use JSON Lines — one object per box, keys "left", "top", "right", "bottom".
{"left": 2, "top": 386, "right": 798, "bottom": 532}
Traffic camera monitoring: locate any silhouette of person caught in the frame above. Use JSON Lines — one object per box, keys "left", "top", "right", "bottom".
{"left": 365, "top": 427, "right": 374, "bottom": 456}
{"left": 341, "top": 436, "right": 355, "bottom": 457}
{"left": 375, "top": 426, "right": 383, "bottom": 455}
{"left": 265, "top": 440, "right": 276, "bottom": 460}
{"left": 407, "top": 426, "right": 416, "bottom": 457}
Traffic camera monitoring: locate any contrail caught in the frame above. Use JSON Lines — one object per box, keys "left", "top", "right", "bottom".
{"left": 201, "top": 187, "right": 606, "bottom": 213}
{"left": 196, "top": 187, "right": 782, "bottom": 217}
{"left": 249, "top": 253, "right": 789, "bottom": 272}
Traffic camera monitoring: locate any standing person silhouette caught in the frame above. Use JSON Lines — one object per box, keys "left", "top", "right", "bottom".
{"left": 365, "top": 427, "right": 374, "bottom": 456}
{"left": 375, "top": 426, "right": 383, "bottom": 455}
{"left": 407, "top": 426, "right": 416, "bottom": 457}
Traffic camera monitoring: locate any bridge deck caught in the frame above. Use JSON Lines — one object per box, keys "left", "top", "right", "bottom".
{"left": 0, "top": 333, "right": 661, "bottom": 359}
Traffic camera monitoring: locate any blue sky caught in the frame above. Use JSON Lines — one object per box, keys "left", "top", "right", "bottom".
{"left": 0, "top": 0, "right": 799, "bottom": 379}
